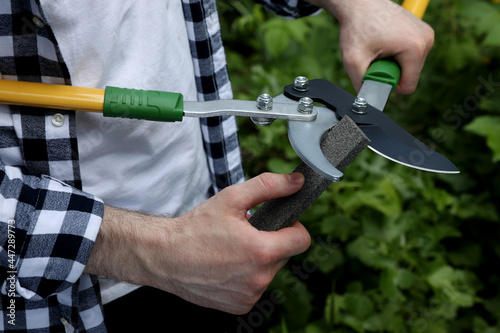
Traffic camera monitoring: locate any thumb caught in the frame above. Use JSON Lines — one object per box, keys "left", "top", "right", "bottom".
{"left": 229, "top": 172, "right": 305, "bottom": 213}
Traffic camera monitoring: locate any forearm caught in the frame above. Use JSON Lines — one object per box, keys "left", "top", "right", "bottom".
{"left": 304, "top": 0, "right": 349, "bottom": 21}
{"left": 84, "top": 205, "right": 166, "bottom": 288}
{"left": 258, "top": 0, "right": 321, "bottom": 19}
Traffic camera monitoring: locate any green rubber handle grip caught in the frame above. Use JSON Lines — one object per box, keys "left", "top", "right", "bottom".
{"left": 103, "top": 86, "right": 184, "bottom": 122}
{"left": 363, "top": 59, "right": 401, "bottom": 91}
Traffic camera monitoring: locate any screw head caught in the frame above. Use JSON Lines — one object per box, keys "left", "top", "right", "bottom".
{"left": 256, "top": 94, "right": 273, "bottom": 110}
{"left": 297, "top": 97, "right": 314, "bottom": 114}
{"left": 293, "top": 76, "right": 309, "bottom": 92}
{"left": 351, "top": 97, "right": 368, "bottom": 114}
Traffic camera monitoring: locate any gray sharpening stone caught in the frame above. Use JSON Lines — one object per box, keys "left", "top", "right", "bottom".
{"left": 249, "top": 116, "right": 370, "bottom": 231}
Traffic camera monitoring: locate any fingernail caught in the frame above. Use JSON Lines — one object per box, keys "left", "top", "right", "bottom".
{"left": 287, "top": 172, "right": 304, "bottom": 186}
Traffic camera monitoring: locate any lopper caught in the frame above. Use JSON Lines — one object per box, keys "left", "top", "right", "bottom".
{"left": 0, "top": 0, "right": 458, "bottom": 181}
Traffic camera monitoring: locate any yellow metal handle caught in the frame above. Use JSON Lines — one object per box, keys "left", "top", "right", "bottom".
{"left": 0, "top": 79, "right": 105, "bottom": 112}
{"left": 402, "top": 0, "right": 430, "bottom": 19}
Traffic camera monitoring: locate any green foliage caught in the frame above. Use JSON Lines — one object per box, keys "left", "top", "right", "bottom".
{"left": 465, "top": 116, "right": 500, "bottom": 162}
{"left": 219, "top": 0, "right": 500, "bottom": 332}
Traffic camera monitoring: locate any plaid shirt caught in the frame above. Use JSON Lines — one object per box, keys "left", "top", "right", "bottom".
{"left": 0, "top": 0, "right": 319, "bottom": 332}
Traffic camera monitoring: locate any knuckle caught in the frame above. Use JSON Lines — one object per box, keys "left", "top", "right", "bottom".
{"left": 300, "top": 231, "right": 312, "bottom": 250}
{"left": 253, "top": 245, "right": 277, "bottom": 266}
{"left": 410, "top": 37, "right": 429, "bottom": 56}
{"left": 233, "top": 296, "right": 256, "bottom": 314}
{"left": 233, "top": 306, "right": 253, "bottom": 316}
{"left": 232, "top": 275, "right": 272, "bottom": 315}
{"left": 246, "top": 273, "right": 273, "bottom": 298}
{"left": 342, "top": 49, "right": 363, "bottom": 68}
{"left": 423, "top": 22, "right": 435, "bottom": 39}
{"left": 411, "top": 28, "right": 435, "bottom": 56}
{"left": 256, "top": 172, "right": 278, "bottom": 193}
{"left": 255, "top": 272, "right": 274, "bottom": 289}
{"left": 424, "top": 26, "right": 435, "bottom": 49}
{"left": 229, "top": 298, "right": 255, "bottom": 315}
{"left": 218, "top": 184, "right": 243, "bottom": 206}
{"left": 218, "top": 185, "right": 235, "bottom": 202}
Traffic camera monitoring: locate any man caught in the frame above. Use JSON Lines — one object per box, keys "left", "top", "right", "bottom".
{"left": 0, "top": 0, "right": 433, "bottom": 331}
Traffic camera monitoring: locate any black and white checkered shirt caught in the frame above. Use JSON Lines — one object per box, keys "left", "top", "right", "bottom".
{"left": 0, "top": 0, "right": 319, "bottom": 331}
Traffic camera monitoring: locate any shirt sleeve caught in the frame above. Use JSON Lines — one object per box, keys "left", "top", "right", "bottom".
{"left": 257, "top": 0, "right": 321, "bottom": 18}
{"left": 0, "top": 161, "right": 104, "bottom": 300}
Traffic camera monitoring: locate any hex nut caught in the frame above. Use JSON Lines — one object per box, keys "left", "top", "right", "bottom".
{"left": 297, "top": 97, "right": 314, "bottom": 114}
{"left": 256, "top": 94, "right": 273, "bottom": 110}
{"left": 351, "top": 97, "right": 368, "bottom": 114}
{"left": 293, "top": 76, "right": 309, "bottom": 92}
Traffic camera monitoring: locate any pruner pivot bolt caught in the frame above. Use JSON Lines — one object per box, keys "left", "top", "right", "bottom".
{"left": 351, "top": 97, "right": 368, "bottom": 114}
{"left": 252, "top": 94, "right": 275, "bottom": 126}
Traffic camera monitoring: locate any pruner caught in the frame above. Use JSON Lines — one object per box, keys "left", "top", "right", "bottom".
{"left": 0, "top": 74, "right": 458, "bottom": 181}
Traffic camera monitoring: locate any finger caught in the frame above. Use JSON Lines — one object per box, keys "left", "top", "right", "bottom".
{"left": 393, "top": 52, "right": 425, "bottom": 94}
{"left": 393, "top": 25, "right": 434, "bottom": 94}
{"left": 341, "top": 45, "right": 371, "bottom": 93}
{"left": 227, "top": 173, "right": 305, "bottom": 213}
{"left": 259, "top": 221, "right": 311, "bottom": 260}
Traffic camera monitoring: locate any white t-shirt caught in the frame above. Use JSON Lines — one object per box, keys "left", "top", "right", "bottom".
{"left": 41, "top": 0, "right": 211, "bottom": 303}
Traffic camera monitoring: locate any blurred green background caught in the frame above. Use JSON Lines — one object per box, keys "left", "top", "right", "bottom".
{"left": 218, "top": 0, "right": 500, "bottom": 332}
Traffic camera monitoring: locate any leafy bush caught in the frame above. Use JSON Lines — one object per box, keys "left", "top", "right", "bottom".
{"left": 219, "top": 0, "right": 500, "bottom": 332}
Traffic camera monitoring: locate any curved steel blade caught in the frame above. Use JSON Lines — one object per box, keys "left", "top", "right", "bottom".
{"left": 362, "top": 125, "right": 459, "bottom": 174}
{"left": 288, "top": 106, "right": 343, "bottom": 181}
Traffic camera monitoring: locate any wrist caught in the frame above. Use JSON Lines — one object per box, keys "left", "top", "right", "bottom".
{"left": 305, "top": 0, "right": 392, "bottom": 25}
{"left": 304, "top": 0, "right": 354, "bottom": 23}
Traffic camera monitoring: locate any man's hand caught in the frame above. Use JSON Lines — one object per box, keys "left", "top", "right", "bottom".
{"left": 307, "top": 0, "right": 434, "bottom": 94}
{"left": 85, "top": 173, "right": 311, "bottom": 315}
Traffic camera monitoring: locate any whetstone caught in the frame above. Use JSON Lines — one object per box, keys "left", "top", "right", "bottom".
{"left": 249, "top": 116, "right": 370, "bottom": 231}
